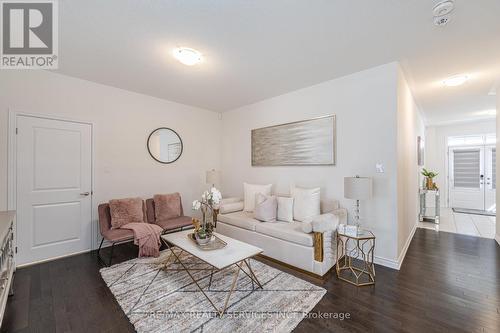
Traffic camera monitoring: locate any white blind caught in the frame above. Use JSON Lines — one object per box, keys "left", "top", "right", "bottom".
{"left": 453, "top": 149, "right": 480, "bottom": 188}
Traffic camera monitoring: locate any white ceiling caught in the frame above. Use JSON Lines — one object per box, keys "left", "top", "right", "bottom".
{"left": 57, "top": 0, "right": 500, "bottom": 124}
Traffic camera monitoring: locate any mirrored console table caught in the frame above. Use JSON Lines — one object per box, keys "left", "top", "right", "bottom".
{"left": 0, "top": 211, "right": 15, "bottom": 326}
{"left": 419, "top": 189, "right": 440, "bottom": 224}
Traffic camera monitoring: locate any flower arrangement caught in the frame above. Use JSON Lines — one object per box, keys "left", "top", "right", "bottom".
{"left": 192, "top": 187, "right": 222, "bottom": 243}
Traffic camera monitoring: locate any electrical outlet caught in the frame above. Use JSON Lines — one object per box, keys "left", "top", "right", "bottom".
{"left": 376, "top": 163, "right": 384, "bottom": 173}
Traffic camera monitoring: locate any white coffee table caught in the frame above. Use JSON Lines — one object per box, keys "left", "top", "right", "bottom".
{"left": 161, "top": 230, "right": 263, "bottom": 316}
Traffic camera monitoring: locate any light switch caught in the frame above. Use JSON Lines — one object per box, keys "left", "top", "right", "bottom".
{"left": 376, "top": 163, "right": 384, "bottom": 173}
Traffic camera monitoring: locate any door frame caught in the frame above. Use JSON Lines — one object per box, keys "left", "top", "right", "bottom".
{"left": 7, "top": 110, "right": 96, "bottom": 265}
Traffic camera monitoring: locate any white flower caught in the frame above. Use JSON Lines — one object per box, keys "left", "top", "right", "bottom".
{"left": 210, "top": 188, "right": 222, "bottom": 204}
{"left": 192, "top": 200, "right": 201, "bottom": 210}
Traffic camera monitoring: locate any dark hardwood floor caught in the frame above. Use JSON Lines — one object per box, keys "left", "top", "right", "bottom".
{"left": 2, "top": 229, "right": 499, "bottom": 333}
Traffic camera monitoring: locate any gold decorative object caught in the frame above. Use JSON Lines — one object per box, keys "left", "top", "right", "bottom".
{"left": 191, "top": 218, "right": 201, "bottom": 231}
{"left": 336, "top": 229, "right": 375, "bottom": 286}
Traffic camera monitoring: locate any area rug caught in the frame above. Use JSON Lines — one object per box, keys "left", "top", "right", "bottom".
{"left": 100, "top": 249, "right": 326, "bottom": 333}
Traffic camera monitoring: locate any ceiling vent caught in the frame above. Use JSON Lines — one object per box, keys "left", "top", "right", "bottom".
{"left": 433, "top": 0, "right": 455, "bottom": 27}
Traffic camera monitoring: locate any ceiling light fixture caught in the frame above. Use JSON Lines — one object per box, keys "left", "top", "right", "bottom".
{"left": 173, "top": 47, "right": 202, "bottom": 66}
{"left": 443, "top": 75, "right": 468, "bottom": 87}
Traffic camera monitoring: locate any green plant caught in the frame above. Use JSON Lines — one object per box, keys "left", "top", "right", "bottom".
{"left": 421, "top": 168, "right": 438, "bottom": 179}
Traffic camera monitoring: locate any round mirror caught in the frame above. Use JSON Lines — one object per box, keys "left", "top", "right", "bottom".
{"left": 147, "top": 128, "right": 183, "bottom": 164}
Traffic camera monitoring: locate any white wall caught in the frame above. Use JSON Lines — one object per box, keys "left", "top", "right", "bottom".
{"left": 0, "top": 70, "right": 221, "bottom": 247}
{"left": 221, "top": 63, "right": 401, "bottom": 264}
{"left": 426, "top": 119, "right": 496, "bottom": 207}
{"left": 496, "top": 88, "right": 500, "bottom": 245}
{"left": 396, "top": 67, "right": 425, "bottom": 261}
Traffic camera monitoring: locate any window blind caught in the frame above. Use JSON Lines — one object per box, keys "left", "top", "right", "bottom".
{"left": 453, "top": 149, "right": 480, "bottom": 188}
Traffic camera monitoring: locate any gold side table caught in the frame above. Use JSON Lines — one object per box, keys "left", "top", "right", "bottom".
{"left": 336, "top": 229, "right": 375, "bottom": 286}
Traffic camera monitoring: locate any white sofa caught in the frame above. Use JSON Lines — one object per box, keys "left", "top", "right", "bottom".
{"left": 216, "top": 200, "right": 347, "bottom": 276}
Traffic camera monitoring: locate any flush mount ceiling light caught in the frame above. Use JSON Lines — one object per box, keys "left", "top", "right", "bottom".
{"left": 433, "top": 0, "right": 455, "bottom": 26}
{"left": 173, "top": 47, "right": 202, "bottom": 66}
{"left": 443, "top": 74, "right": 468, "bottom": 87}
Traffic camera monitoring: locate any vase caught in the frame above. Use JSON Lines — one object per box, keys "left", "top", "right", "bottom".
{"left": 426, "top": 177, "right": 434, "bottom": 190}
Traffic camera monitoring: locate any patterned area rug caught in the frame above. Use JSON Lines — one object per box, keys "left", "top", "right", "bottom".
{"left": 100, "top": 249, "right": 326, "bottom": 333}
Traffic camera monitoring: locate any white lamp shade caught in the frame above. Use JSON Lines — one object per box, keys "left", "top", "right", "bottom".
{"left": 344, "top": 176, "right": 372, "bottom": 200}
{"left": 206, "top": 169, "right": 220, "bottom": 185}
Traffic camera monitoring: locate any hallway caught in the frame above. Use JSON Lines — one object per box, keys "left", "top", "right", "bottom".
{"left": 418, "top": 208, "right": 496, "bottom": 239}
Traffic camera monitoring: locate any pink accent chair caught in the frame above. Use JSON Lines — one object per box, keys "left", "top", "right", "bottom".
{"left": 97, "top": 201, "right": 146, "bottom": 266}
{"left": 146, "top": 194, "right": 193, "bottom": 232}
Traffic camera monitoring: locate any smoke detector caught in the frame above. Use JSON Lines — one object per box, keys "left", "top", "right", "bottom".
{"left": 433, "top": 0, "right": 455, "bottom": 26}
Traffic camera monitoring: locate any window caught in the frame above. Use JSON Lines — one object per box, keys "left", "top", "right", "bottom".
{"left": 447, "top": 134, "right": 496, "bottom": 147}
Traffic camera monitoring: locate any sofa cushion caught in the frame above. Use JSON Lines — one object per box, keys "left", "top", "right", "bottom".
{"left": 243, "top": 183, "right": 272, "bottom": 212}
{"left": 255, "top": 221, "right": 314, "bottom": 247}
{"left": 291, "top": 186, "right": 320, "bottom": 223}
{"left": 218, "top": 211, "right": 259, "bottom": 231}
{"left": 254, "top": 193, "right": 277, "bottom": 222}
{"left": 154, "top": 193, "right": 182, "bottom": 221}
{"left": 219, "top": 201, "right": 244, "bottom": 214}
{"left": 277, "top": 196, "right": 294, "bottom": 222}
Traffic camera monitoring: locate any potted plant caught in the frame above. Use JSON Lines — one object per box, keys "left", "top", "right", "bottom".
{"left": 421, "top": 168, "right": 438, "bottom": 190}
{"left": 192, "top": 187, "right": 222, "bottom": 245}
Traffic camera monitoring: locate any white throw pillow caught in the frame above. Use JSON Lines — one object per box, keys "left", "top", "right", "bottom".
{"left": 254, "top": 193, "right": 277, "bottom": 222}
{"left": 243, "top": 183, "right": 272, "bottom": 212}
{"left": 277, "top": 197, "right": 294, "bottom": 222}
{"left": 291, "top": 186, "right": 321, "bottom": 222}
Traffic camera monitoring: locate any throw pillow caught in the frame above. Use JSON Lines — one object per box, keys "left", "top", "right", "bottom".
{"left": 153, "top": 193, "right": 182, "bottom": 221}
{"left": 277, "top": 197, "right": 294, "bottom": 222}
{"left": 291, "top": 186, "right": 321, "bottom": 223}
{"left": 109, "top": 197, "right": 145, "bottom": 229}
{"left": 243, "top": 183, "right": 272, "bottom": 212}
{"left": 254, "top": 193, "right": 277, "bottom": 222}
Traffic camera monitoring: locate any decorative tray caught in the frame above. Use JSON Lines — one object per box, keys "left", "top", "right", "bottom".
{"left": 187, "top": 233, "right": 227, "bottom": 251}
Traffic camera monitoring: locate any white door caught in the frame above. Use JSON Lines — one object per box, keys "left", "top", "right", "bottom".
{"left": 484, "top": 146, "right": 496, "bottom": 212}
{"left": 16, "top": 115, "right": 92, "bottom": 266}
{"left": 449, "top": 146, "right": 484, "bottom": 210}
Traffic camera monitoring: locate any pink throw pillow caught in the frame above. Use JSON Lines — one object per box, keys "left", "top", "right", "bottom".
{"left": 153, "top": 193, "right": 182, "bottom": 221}
{"left": 109, "top": 197, "right": 145, "bottom": 229}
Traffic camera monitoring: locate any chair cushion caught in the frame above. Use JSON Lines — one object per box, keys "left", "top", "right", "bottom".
{"left": 154, "top": 193, "right": 182, "bottom": 221}
{"left": 102, "top": 228, "right": 135, "bottom": 242}
{"left": 255, "top": 221, "right": 314, "bottom": 247}
{"left": 109, "top": 197, "right": 145, "bottom": 229}
{"left": 218, "top": 211, "right": 259, "bottom": 231}
{"left": 155, "top": 216, "right": 192, "bottom": 231}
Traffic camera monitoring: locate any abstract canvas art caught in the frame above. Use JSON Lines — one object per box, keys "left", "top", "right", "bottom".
{"left": 251, "top": 115, "right": 336, "bottom": 166}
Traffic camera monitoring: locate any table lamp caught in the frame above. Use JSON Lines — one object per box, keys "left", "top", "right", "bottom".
{"left": 206, "top": 169, "right": 220, "bottom": 188}
{"left": 344, "top": 176, "right": 372, "bottom": 229}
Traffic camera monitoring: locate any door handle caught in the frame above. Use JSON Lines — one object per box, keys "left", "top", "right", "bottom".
{"left": 80, "top": 192, "right": 90, "bottom": 196}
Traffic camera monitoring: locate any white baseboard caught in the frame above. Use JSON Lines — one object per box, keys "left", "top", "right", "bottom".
{"left": 374, "top": 223, "right": 417, "bottom": 271}
{"left": 373, "top": 255, "right": 399, "bottom": 269}
{"left": 16, "top": 249, "right": 92, "bottom": 268}
{"left": 495, "top": 234, "right": 500, "bottom": 246}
